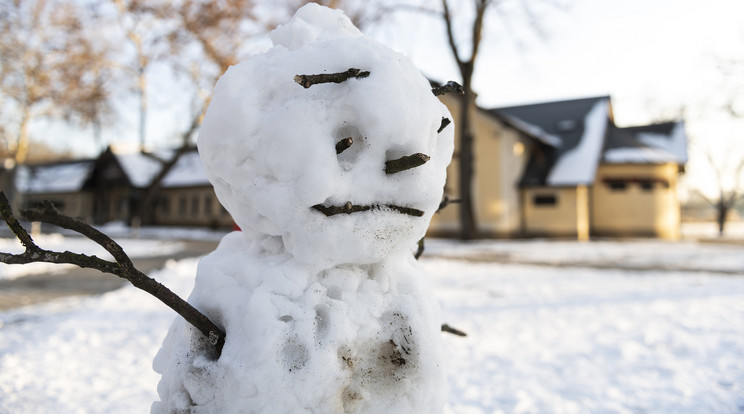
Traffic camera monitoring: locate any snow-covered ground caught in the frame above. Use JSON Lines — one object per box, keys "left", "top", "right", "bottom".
{"left": 0, "top": 234, "right": 743, "bottom": 413}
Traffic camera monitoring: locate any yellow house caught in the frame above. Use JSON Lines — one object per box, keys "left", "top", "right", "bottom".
{"left": 429, "top": 95, "right": 687, "bottom": 240}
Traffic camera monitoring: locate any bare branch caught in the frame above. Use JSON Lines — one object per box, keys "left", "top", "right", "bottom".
{"left": 0, "top": 191, "right": 226, "bottom": 356}
{"left": 441, "top": 0, "right": 465, "bottom": 68}
{"left": 294, "top": 68, "right": 370, "bottom": 89}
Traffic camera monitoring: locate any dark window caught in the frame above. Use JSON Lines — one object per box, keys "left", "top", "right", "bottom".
{"left": 533, "top": 194, "right": 557, "bottom": 206}
{"left": 204, "top": 195, "right": 213, "bottom": 215}
{"left": 606, "top": 180, "right": 627, "bottom": 191}
{"left": 639, "top": 180, "right": 654, "bottom": 191}
{"left": 179, "top": 196, "right": 187, "bottom": 216}
{"left": 191, "top": 195, "right": 200, "bottom": 217}
{"left": 161, "top": 198, "right": 170, "bottom": 215}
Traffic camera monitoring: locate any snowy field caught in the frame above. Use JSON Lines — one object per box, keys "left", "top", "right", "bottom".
{"left": 0, "top": 233, "right": 743, "bottom": 413}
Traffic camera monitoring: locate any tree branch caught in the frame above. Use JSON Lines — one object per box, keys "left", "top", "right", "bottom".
{"left": 0, "top": 191, "right": 225, "bottom": 356}
{"left": 294, "top": 68, "right": 370, "bottom": 89}
{"left": 441, "top": 0, "right": 465, "bottom": 69}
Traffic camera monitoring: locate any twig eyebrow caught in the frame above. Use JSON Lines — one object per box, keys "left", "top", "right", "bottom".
{"left": 294, "top": 68, "right": 370, "bottom": 88}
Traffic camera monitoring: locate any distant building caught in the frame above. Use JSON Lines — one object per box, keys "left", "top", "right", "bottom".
{"left": 14, "top": 159, "right": 96, "bottom": 220}
{"left": 430, "top": 95, "right": 687, "bottom": 239}
{"left": 11, "top": 146, "right": 233, "bottom": 229}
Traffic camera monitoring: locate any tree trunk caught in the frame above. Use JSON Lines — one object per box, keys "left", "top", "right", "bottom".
{"left": 716, "top": 201, "right": 728, "bottom": 237}
{"left": 457, "top": 74, "right": 477, "bottom": 240}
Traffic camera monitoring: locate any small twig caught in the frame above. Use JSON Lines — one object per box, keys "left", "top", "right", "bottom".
{"left": 335, "top": 137, "right": 353, "bottom": 154}
{"left": 441, "top": 323, "right": 467, "bottom": 337}
{"left": 294, "top": 68, "right": 370, "bottom": 89}
{"left": 437, "top": 195, "right": 461, "bottom": 213}
{"left": 438, "top": 117, "right": 452, "bottom": 133}
{"left": 0, "top": 192, "right": 226, "bottom": 356}
{"left": 312, "top": 202, "right": 424, "bottom": 217}
{"left": 385, "top": 153, "right": 430, "bottom": 174}
{"left": 414, "top": 238, "right": 425, "bottom": 260}
{"left": 431, "top": 81, "right": 464, "bottom": 96}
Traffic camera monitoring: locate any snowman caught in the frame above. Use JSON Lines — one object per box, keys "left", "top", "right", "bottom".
{"left": 152, "top": 4, "right": 454, "bottom": 413}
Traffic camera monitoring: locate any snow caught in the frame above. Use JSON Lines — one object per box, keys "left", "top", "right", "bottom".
{"left": 603, "top": 146, "right": 680, "bottom": 163}
{"left": 547, "top": 99, "right": 609, "bottom": 186}
{"left": 1, "top": 237, "right": 742, "bottom": 413}
{"left": 14, "top": 161, "right": 93, "bottom": 194}
{"left": 160, "top": 150, "right": 210, "bottom": 188}
{"left": 156, "top": 4, "right": 454, "bottom": 413}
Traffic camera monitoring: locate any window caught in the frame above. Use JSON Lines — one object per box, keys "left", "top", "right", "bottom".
{"left": 204, "top": 195, "right": 213, "bottom": 216}
{"left": 161, "top": 198, "right": 170, "bottom": 215}
{"left": 606, "top": 180, "right": 627, "bottom": 191}
{"left": 179, "top": 195, "right": 187, "bottom": 216}
{"left": 639, "top": 180, "right": 654, "bottom": 191}
{"left": 191, "top": 195, "right": 200, "bottom": 217}
{"left": 533, "top": 194, "right": 557, "bottom": 206}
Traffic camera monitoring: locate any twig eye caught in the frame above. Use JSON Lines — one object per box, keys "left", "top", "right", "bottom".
{"left": 336, "top": 137, "right": 353, "bottom": 154}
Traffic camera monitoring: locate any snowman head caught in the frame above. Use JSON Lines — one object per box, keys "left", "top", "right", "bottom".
{"left": 198, "top": 4, "right": 454, "bottom": 267}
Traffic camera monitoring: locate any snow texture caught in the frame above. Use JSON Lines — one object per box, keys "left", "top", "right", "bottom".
{"left": 14, "top": 161, "right": 93, "bottom": 194}
{"left": 547, "top": 99, "right": 609, "bottom": 186}
{"left": 153, "top": 4, "right": 454, "bottom": 413}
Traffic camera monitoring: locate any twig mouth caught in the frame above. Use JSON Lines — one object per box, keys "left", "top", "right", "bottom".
{"left": 311, "top": 202, "right": 424, "bottom": 217}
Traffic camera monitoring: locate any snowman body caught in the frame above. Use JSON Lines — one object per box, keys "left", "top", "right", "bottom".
{"left": 153, "top": 5, "right": 454, "bottom": 413}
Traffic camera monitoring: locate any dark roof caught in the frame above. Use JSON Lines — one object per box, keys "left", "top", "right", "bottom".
{"left": 492, "top": 96, "right": 610, "bottom": 154}
{"left": 491, "top": 96, "right": 611, "bottom": 187}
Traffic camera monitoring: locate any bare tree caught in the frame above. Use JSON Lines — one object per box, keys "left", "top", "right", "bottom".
{"left": 129, "top": 0, "right": 265, "bottom": 225}
{"left": 0, "top": 0, "right": 115, "bottom": 206}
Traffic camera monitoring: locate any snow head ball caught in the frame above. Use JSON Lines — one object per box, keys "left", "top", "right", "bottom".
{"left": 198, "top": 4, "right": 454, "bottom": 267}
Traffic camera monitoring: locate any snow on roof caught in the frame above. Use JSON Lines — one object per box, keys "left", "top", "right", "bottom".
{"left": 115, "top": 150, "right": 173, "bottom": 188}
{"left": 495, "top": 112, "right": 563, "bottom": 147}
{"left": 604, "top": 147, "right": 679, "bottom": 163}
{"left": 603, "top": 122, "right": 687, "bottom": 165}
{"left": 637, "top": 122, "right": 687, "bottom": 163}
{"left": 15, "top": 161, "right": 94, "bottom": 194}
{"left": 546, "top": 99, "right": 609, "bottom": 186}
{"left": 161, "top": 150, "right": 211, "bottom": 188}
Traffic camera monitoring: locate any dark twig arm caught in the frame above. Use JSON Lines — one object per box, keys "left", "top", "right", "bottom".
{"left": 0, "top": 192, "right": 225, "bottom": 356}
{"left": 294, "top": 68, "right": 370, "bottom": 88}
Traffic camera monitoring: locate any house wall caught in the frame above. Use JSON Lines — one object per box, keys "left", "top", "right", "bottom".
{"left": 21, "top": 192, "right": 94, "bottom": 221}
{"left": 592, "top": 163, "right": 680, "bottom": 239}
{"left": 428, "top": 95, "right": 528, "bottom": 238}
{"left": 521, "top": 185, "right": 590, "bottom": 240}
{"left": 154, "top": 186, "right": 233, "bottom": 228}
